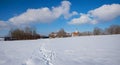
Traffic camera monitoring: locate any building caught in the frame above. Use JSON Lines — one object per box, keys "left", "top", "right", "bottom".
{"left": 49, "top": 32, "right": 71, "bottom": 38}
{"left": 72, "top": 30, "right": 80, "bottom": 37}
{"left": 49, "top": 32, "right": 57, "bottom": 38}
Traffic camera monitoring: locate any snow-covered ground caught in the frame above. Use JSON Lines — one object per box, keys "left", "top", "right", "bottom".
{"left": 0, "top": 35, "right": 120, "bottom": 65}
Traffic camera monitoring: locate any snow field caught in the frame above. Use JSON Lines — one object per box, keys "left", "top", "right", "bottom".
{"left": 0, "top": 35, "right": 120, "bottom": 65}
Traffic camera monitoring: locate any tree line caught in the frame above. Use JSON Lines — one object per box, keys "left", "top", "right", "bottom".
{"left": 81, "top": 25, "right": 120, "bottom": 35}
{"left": 8, "top": 27, "right": 40, "bottom": 40}
{"left": 7, "top": 25, "right": 120, "bottom": 40}
{"left": 79, "top": 25, "right": 120, "bottom": 35}
{"left": 49, "top": 25, "right": 120, "bottom": 38}
{"left": 93, "top": 25, "right": 120, "bottom": 35}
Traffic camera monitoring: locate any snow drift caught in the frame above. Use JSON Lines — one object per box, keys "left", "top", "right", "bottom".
{"left": 0, "top": 35, "right": 120, "bottom": 65}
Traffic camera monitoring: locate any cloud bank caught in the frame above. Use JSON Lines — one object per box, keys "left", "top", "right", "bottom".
{"left": 69, "top": 4, "right": 120, "bottom": 25}
{"left": 8, "top": 1, "right": 77, "bottom": 25}
{"left": 0, "top": 1, "right": 120, "bottom": 29}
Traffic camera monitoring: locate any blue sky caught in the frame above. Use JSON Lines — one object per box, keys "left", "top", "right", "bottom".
{"left": 0, "top": 0, "right": 120, "bottom": 36}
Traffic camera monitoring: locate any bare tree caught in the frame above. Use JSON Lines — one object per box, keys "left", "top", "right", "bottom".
{"left": 9, "top": 27, "right": 40, "bottom": 40}
{"left": 57, "top": 29, "right": 67, "bottom": 37}
{"left": 10, "top": 29, "right": 24, "bottom": 40}
{"left": 106, "top": 25, "right": 120, "bottom": 34}
{"left": 49, "top": 32, "right": 56, "bottom": 38}
{"left": 93, "top": 27, "right": 102, "bottom": 35}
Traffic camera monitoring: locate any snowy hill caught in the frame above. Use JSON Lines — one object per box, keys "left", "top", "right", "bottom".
{"left": 0, "top": 35, "right": 120, "bottom": 65}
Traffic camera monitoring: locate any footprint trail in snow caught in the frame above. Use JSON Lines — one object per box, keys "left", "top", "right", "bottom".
{"left": 23, "top": 44, "right": 55, "bottom": 65}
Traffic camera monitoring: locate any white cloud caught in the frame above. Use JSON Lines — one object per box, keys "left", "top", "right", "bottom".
{"left": 0, "top": 21, "right": 10, "bottom": 30}
{"left": 69, "top": 4, "right": 120, "bottom": 25}
{"left": 9, "top": 1, "right": 78, "bottom": 25}
{"left": 68, "top": 14, "right": 92, "bottom": 25}
{"left": 89, "top": 4, "right": 120, "bottom": 21}
{"left": 9, "top": 8, "right": 54, "bottom": 24}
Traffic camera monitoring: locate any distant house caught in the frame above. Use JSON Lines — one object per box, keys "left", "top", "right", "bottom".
{"left": 72, "top": 30, "right": 80, "bottom": 37}
{"left": 49, "top": 32, "right": 71, "bottom": 38}
{"left": 66, "top": 33, "right": 71, "bottom": 37}
{"left": 49, "top": 29, "right": 80, "bottom": 38}
{"left": 49, "top": 32, "right": 57, "bottom": 38}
